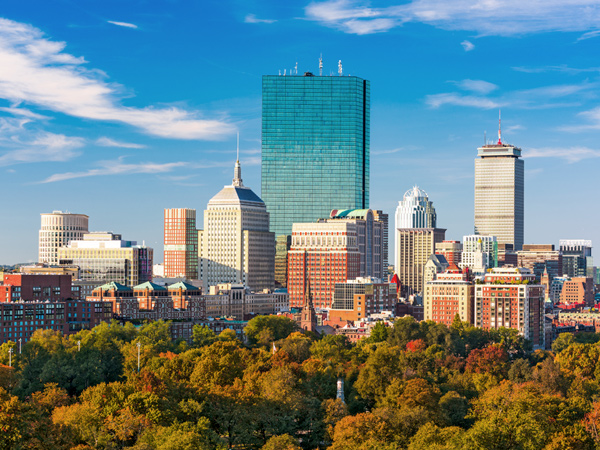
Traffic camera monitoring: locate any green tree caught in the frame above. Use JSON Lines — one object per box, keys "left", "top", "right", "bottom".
{"left": 192, "top": 325, "right": 217, "bottom": 348}
{"left": 245, "top": 316, "right": 298, "bottom": 346}
{"left": 261, "top": 434, "right": 302, "bottom": 450}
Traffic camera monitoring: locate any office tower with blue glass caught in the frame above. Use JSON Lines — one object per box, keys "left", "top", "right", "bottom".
{"left": 262, "top": 72, "right": 370, "bottom": 238}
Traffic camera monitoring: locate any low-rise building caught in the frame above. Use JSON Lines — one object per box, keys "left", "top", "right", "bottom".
{"left": 0, "top": 299, "right": 112, "bottom": 344}
{"left": 329, "top": 277, "right": 397, "bottom": 322}
{"left": 1, "top": 274, "right": 79, "bottom": 303}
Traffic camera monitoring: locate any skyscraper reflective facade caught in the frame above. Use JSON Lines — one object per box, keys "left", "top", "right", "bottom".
{"left": 262, "top": 73, "right": 370, "bottom": 237}
{"left": 474, "top": 139, "right": 524, "bottom": 250}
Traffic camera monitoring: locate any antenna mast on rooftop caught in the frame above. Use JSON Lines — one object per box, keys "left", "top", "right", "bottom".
{"left": 497, "top": 109, "right": 502, "bottom": 145}
{"left": 338, "top": 60, "right": 343, "bottom": 76}
{"left": 295, "top": 62, "right": 298, "bottom": 75}
{"left": 319, "top": 54, "right": 323, "bottom": 76}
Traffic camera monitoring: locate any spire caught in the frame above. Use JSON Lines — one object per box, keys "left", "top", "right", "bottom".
{"left": 233, "top": 132, "right": 243, "bottom": 187}
{"left": 497, "top": 109, "right": 502, "bottom": 145}
{"left": 304, "top": 270, "right": 313, "bottom": 307}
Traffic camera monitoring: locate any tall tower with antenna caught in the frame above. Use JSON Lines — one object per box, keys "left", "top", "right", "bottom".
{"left": 474, "top": 112, "right": 524, "bottom": 250}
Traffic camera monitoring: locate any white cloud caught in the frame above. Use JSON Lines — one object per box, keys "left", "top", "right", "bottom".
{"left": 244, "top": 14, "right": 276, "bottom": 24}
{"left": 456, "top": 79, "right": 498, "bottom": 94}
{"left": 0, "top": 131, "right": 84, "bottom": 166}
{"left": 305, "top": 0, "right": 600, "bottom": 36}
{"left": 96, "top": 137, "right": 146, "bottom": 149}
{"left": 525, "top": 147, "right": 600, "bottom": 163}
{"left": 107, "top": 21, "right": 139, "bottom": 29}
{"left": 426, "top": 93, "right": 502, "bottom": 109}
{"left": 577, "top": 30, "right": 600, "bottom": 41}
{"left": 0, "top": 18, "right": 235, "bottom": 140}
{"left": 512, "top": 65, "right": 600, "bottom": 74}
{"left": 41, "top": 159, "right": 188, "bottom": 183}
{"left": 461, "top": 40, "right": 474, "bottom": 51}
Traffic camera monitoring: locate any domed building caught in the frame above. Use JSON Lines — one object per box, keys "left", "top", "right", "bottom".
{"left": 200, "top": 159, "right": 275, "bottom": 292}
{"left": 394, "top": 186, "right": 437, "bottom": 229}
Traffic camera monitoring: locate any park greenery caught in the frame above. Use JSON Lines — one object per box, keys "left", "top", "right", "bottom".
{"left": 2, "top": 315, "right": 600, "bottom": 449}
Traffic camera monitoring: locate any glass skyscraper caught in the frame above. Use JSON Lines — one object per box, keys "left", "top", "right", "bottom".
{"left": 262, "top": 73, "right": 370, "bottom": 237}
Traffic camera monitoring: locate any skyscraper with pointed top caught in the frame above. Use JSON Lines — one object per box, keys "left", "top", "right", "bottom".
{"left": 200, "top": 158, "right": 275, "bottom": 292}
{"left": 474, "top": 113, "right": 524, "bottom": 250}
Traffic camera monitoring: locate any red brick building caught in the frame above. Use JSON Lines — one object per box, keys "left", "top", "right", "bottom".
{"left": 561, "top": 277, "right": 595, "bottom": 307}
{"left": 435, "top": 240, "right": 462, "bottom": 266}
{"left": 288, "top": 222, "right": 361, "bottom": 309}
{"left": 474, "top": 267, "right": 545, "bottom": 349}
{"left": 0, "top": 274, "right": 79, "bottom": 303}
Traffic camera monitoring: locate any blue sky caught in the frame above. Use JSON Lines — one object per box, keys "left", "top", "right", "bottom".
{"left": 1, "top": 0, "right": 600, "bottom": 264}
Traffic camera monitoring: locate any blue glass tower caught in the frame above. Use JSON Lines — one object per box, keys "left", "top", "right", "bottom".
{"left": 262, "top": 73, "right": 370, "bottom": 237}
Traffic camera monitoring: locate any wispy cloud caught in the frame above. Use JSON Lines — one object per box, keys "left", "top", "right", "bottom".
{"left": 525, "top": 147, "right": 600, "bottom": 163}
{"left": 372, "top": 147, "right": 405, "bottom": 155}
{"left": 41, "top": 159, "right": 188, "bottom": 183}
{"left": 461, "top": 40, "right": 474, "bottom": 51}
{"left": 244, "top": 14, "right": 276, "bottom": 24}
{"left": 577, "top": 30, "right": 600, "bottom": 41}
{"left": 427, "top": 80, "right": 595, "bottom": 110}
{"left": 305, "top": 0, "right": 600, "bottom": 36}
{"left": 513, "top": 65, "right": 600, "bottom": 74}
{"left": 0, "top": 131, "right": 84, "bottom": 166}
{"left": 0, "top": 18, "right": 235, "bottom": 140}
{"left": 455, "top": 79, "right": 498, "bottom": 94}
{"left": 426, "top": 93, "right": 501, "bottom": 109}
{"left": 107, "top": 21, "right": 138, "bottom": 29}
{"left": 96, "top": 137, "right": 146, "bottom": 149}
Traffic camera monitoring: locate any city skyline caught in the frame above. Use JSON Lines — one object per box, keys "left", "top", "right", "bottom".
{"left": 1, "top": 1, "right": 600, "bottom": 264}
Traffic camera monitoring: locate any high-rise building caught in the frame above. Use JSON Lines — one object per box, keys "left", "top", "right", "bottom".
{"left": 325, "top": 209, "right": 386, "bottom": 280}
{"left": 261, "top": 72, "right": 370, "bottom": 237}
{"left": 287, "top": 221, "right": 361, "bottom": 309}
{"left": 561, "top": 277, "right": 595, "bottom": 307}
{"left": 200, "top": 160, "right": 275, "bottom": 292}
{"left": 164, "top": 208, "right": 198, "bottom": 280}
{"left": 395, "top": 228, "right": 446, "bottom": 297}
{"left": 474, "top": 122, "right": 524, "bottom": 250}
{"left": 39, "top": 211, "right": 89, "bottom": 265}
{"left": 395, "top": 186, "right": 437, "bottom": 229}
{"left": 274, "top": 235, "right": 291, "bottom": 288}
{"left": 460, "top": 235, "right": 498, "bottom": 274}
{"left": 517, "top": 244, "right": 562, "bottom": 281}
{"left": 330, "top": 277, "right": 397, "bottom": 322}
{"left": 373, "top": 210, "right": 389, "bottom": 269}
{"left": 435, "top": 240, "right": 462, "bottom": 266}
{"left": 58, "top": 232, "right": 153, "bottom": 287}
{"left": 474, "top": 267, "right": 545, "bottom": 349}
{"left": 560, "top": 240, "right": 593, "bottom": 278}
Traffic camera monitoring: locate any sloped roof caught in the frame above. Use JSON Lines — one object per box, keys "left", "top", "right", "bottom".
{"left": 96, "top": 282, "right": 131, "bottom": 291}
{"left": 209, "top": 185, "right": 264, "bottom": 205}
{"left": 133, "top": 281, "right": 167, "bottom": 291}
{"left": 168, "top": 281, "right": 200, "bottom": 291}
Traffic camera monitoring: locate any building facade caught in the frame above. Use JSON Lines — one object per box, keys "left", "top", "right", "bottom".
{"left": 0, "top": 299, "right": 112, "bottom": 344}
{"left": 474, "top": 268, "right": 545, "bottom": 349}
{"left": 325, "top": 209, "right": 386, "bottom": 280}
{"left": 200, "top": 160, "right": 275, "bottom": 292}
{"left": 474, "top": 136, "right": 524, "bottom": 250}
{"left": 517, "top": 244, "right": 562, "bottom": 281}
{"left": 330, "top": 277, "right": 397, "bottom": 322}
{"left": 561, "top": 277, "right": 595, "bottom": 307}
{"left": 435, "top": 240, "right": 462, "bottom": 266}
{"left": 424, "top": 267, "right": 474, "bottom": 326}
{"left": 395, "top": 228, "right": 446, "bottom": 297}
{"left": 164, "top": 208, "right": 198, "bottom": 280}
{"left": 0, "top": 274, "right": 79, "bottom": 302}
{"left": 395, "top": 186, "right": 437, "bottom": 229}
{"left": 460, "top": 235, "right": 498, "bottom": 273}
{"left": 58, "top": 232, "right": 153, "bottom": 287}
{"left": 288, "top": 221, "right": 361, "bottom": 309}
{"left": 560, "top": 240, "right": 593, "bottom": 278}
{"left": 261, "top": 73, "right": 370, "bottom": 237}
{"left": 39, "top": 211, "right": 89, "bottom": 265}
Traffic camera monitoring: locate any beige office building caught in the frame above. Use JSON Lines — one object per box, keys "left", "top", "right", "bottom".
{"left": 39, "top": 211, "right": 89, "bottom": 265}
{"left": 396, "top": 228, "right": 446, "bottom": 296}
{"left": 474, "top": 137, "right": 524, "bottom": 250}
{"left": 200, "top": 160, "right": 275, "bottom": 292}
{"left": 424, "top": 269, "right": 474, "bottom": 326}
